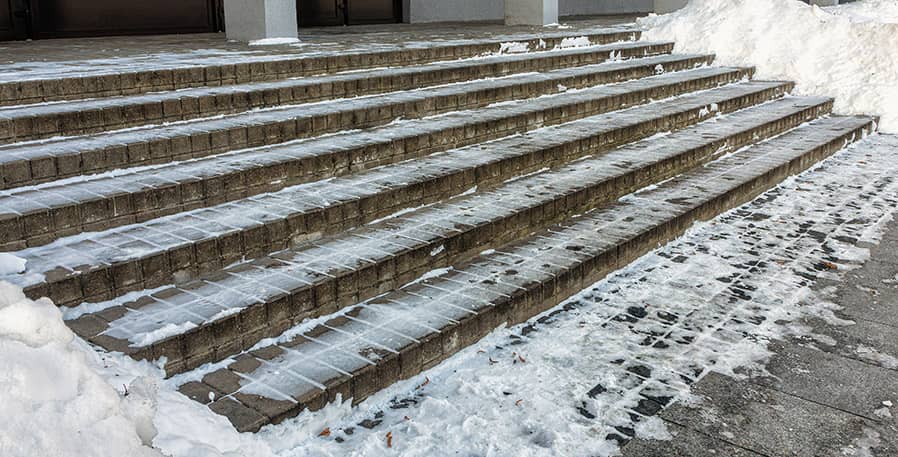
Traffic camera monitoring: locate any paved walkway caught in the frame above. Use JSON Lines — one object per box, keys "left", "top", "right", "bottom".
{"left": 622, "top": 187, "right": 898, "bottom": 455}
{"left": 0, "top": 17, "right": 641, "bottom": 84}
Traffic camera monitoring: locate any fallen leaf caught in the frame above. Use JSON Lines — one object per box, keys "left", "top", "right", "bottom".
{"left": 515, "top": 399, "right": 523, "bottom": 406}
{"left": 404, "top": 415, "right": 411, "bottom": 421}
{"left": 318, "top": 427, "right": 331, "bottom": 437}
{"left": 517, "top": 354, "right": 526, "bottom": 363}
{"left": 489, "top": 357, "right": 498, "bottom": 365}
{"left": 417, "top": 377, "right": 430, "bottom": 389}
{"left": 386, "top": 431, "right": 393, "bottom": 448}
{"left": 821, "top": 261, "right": 838, "bottom": 270}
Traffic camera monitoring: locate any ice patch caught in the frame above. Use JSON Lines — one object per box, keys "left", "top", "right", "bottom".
{"left": 249, "top": 38, "right": 301, "bottom": 46}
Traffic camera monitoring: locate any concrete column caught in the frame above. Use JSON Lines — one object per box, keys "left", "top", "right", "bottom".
{"left": 505, "top": 0, "right": 558, "bottom": 26}
{"left": 654, "top": 0, "right": 689, "bottom": 14}
{"left": 224, "top": 0, "right": 298, "bottom": 42}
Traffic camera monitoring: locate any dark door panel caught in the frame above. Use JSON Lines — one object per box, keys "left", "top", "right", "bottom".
{"left": 30, "top": 0, "right": 220, "bottom": 39}
{"left": 1, "top": 0, "right": 30, "bottom": 40}
{"left": 298, "top": 0, "right": 345, "bottom": 27}
{"left": 346, "top": 0, "right": 399, "bottom": 25}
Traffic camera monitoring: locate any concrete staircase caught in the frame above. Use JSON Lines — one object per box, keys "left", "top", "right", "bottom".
{"left": 0, "top": 28, "right": 875, "bottom": 433}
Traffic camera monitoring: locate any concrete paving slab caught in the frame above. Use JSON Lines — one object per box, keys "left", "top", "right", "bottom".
{"left": 797, "top": 316, "right": 898, "bottom": 372}
{"left": 660, "top": 372, "right": 895, "bottom": 457}
{"left": 619, "top": 421, "right": 765, "bottom": 457}
{"left": 750, "top": 342, "right": 898, "bottom": 422}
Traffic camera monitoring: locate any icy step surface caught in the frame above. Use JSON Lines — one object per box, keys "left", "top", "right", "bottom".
{"left": 64, "top": 93, "right": 826, "bottom": 376}
{"left": 0, "top": 54, "right": 717, "bottom": 247}
{"left": 0, "top": 52, "right": 713, "bottom": 190}
{"left": 0, "top": 41, "right": 672, "bottom": 133}
{"left": 0, "top": 28, "right": 639, "bottom": 106}
{"left": 0, "top": 43, "right": 675, "bottom": 145}
{"left": 174, "top": 115, "right": 874, "bottom": 432}
{"left": 6, "top": 78, "right": 781, "bottom": 307}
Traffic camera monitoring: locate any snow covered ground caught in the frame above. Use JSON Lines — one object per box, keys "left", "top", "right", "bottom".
{"left": 639, "top": 0, "right": 898, "bottom": 133}
{"left": 3, "top": 2, "right": 898, "bottom": 455}
{"left": 4, "top": 131, "right": 896, "bottom": 457}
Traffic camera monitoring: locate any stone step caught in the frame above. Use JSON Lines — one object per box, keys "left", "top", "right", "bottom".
{"left": 0, "top": 56, "right": 722, "bottom": 249}
{"left": 8, "top": 78, "right": 782, "bottom": 308}
{"left": 0, "top": 41, "right": 672, "bottom": 143}
{"left": 62, "top": 93, "right": 825, "bottom": 377}
{"left": 174, "top": 114, "right": 875, "bottom": 432}
{"left": 0, "top": 29, "right": 638, "bottom": 107}
{"left": 0, "top": 52, "right": 715, "bottom": 189}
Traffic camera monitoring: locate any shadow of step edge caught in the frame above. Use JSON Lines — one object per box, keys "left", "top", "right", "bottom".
{"left": 0, "top": 29, "right": 640, "bottom": 108}
{"left": 17, "top": 77, "right": 784, "bottom": 309}
{"left": 178, "top": 114, "right": 876, "bottom": 433}
{"left": 0, "top": 41, "right": 673, "bottom": 143}
{"left": 64, "top": 93, "right": 828, "bottom": 379}
{"left": 0, "top": 49, "right": 703, "bottom": 191}
{"left": 0, "top": 56, "right": 726, "bottom": 250}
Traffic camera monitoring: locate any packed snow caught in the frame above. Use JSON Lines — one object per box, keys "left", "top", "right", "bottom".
{"left": 0, "top": 282, "right": 160, "bottom": 457}
{"left": 639, "top": 0, "right": 898, "bottom": 132}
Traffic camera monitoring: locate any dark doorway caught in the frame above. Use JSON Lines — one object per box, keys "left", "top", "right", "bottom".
{"left": 1, "top": 0, "right": 31, "bottom": 40}
{"left": 298, "top": 0, "right": 401, "bottom": 27}
{"left": 1, "top": 0, "right": 223, "bottom": 41}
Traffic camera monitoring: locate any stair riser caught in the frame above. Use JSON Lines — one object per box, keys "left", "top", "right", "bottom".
{"left": 80, "top": 91, "right": 821, "bottom": 377}
{"left": 0, "top": 55, "right": 710, "bottom": 189}
{"left": 33, "top": 73, "right": 769, "bottom": 310}
{"left": 2, "top": 63, "right": 736, "bottom": 252}
{"left": 0, "top": 43, "right": 673, "bottom": 142}
{"left": 0, "top": 31, "right": 640, "bottom": 107}
{"left": 1, "top": 57, "right": 720, "bottom": 251}
{"left": 218, "top": 120, "right": 875, "bottom": 432}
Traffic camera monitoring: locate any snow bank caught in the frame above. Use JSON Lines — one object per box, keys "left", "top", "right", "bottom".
{"left": 827, "top": 0, "right": 898, "bottom": 24}
{"left": 0, "top": 282, "right": 160, "bottom": 457}
{"left": 638, "top": 0, "right": 898, "bottom": 132}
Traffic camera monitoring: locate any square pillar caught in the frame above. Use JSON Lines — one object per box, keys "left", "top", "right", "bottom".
{"left": 505, "top": 0, "right": 558, "bottom": 26}
{"left": 654, "top": 0, "right": 689, "bottom": 14}
{"left": 224, "top": 0, "right": 298, "bottom": 42}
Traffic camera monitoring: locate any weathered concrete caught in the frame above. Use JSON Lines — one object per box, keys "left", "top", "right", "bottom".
{"left": 654, "top": 0, "right": 689, "bottom": 14}
{"left": 656, "top": 373, "right": 896, "bottom": 457}
{"left": 223, "top": 0, "right": 298, "bottom": 42}
{"left": 621, "top": 186, "right": 898, "bottom": 456}
{"left": 506, "top": 0, "right": 559, "bottom": 26}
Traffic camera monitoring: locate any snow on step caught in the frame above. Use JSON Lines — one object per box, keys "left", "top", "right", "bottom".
{"left": 0, "top": 54, "right": 716, "bottom": 246}
{"left": 0, "top": 41, "right": 671, "bottom": 131}
{"left": 4, "top": 76, "right": 774, "bottom": 305}
{"left": 65, "top": 93, "right": 825, "bottom": 376}
{"left": 0, "top": 42, "right": 676, "bottom": 148}
{"left": 177, "top": 115, "right": 874, "bottom": 432}
{"left": 0, "top": 28, "right": 640, "bottom": 105}
{"left": 0, "top": 51, "right": 707, "bottom": 191}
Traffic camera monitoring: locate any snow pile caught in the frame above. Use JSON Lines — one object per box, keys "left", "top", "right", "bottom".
{"left": 638, "top": 0, "right": 898, "bottom": 132}
{"left": 0, "top": 253, "right": 26, "bottom": 275}
{"left": 0, "top": 282, "right": 160, "bottom": 457}
{"left": 827, "top": 0, "right": 898, "bottom": 24}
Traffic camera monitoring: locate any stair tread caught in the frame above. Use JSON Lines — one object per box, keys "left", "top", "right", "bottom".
{"left": 0, "top": 53, "right": 713, "bottom": 207}
{"left": 0, "top": 51, "right": 699, "bottom": 165}
{"left": 0, "top": 41, "right": 670, "bottom": 118}
{"left": 180, "top": 114, "right": 874, "bottom": 431}
{"left": 5, "top": 77, "right": 783, "bottom": 294}
{"left": 65, "top": 93, "right": 825, "bottom": 358}
{"left": 0, "top": 28, "right": 640, "bottom": 86}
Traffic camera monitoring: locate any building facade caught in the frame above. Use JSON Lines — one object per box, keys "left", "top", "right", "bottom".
{"left": 0, "top": 0, "right": 653, "bottom": 41}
